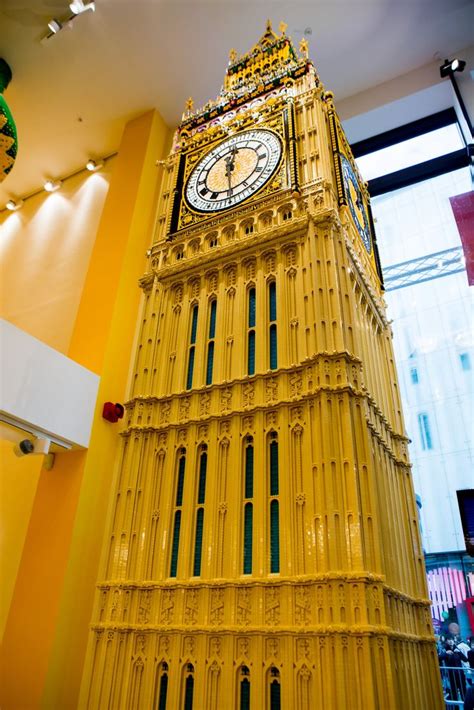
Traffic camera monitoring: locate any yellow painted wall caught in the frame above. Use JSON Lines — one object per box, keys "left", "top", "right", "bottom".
{"left": 0, "top": 440, "right": 42, "bottom": 641}
{"left": 0, "top": 109, "right": 171, "bottom": 709}
{"left": 0, "top": 161, "right": 114, "bottom": 354}
{"left": 0, "top": 162, "right": 113, "bottom": 645}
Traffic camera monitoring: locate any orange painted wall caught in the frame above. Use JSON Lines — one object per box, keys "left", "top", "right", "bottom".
{"left": 0, "top": 110, "right": 171, "bottom": 709}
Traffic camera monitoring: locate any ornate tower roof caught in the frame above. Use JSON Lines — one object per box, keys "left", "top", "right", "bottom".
{"left": 180, "top": 20, "right": 315, "bottom": 130}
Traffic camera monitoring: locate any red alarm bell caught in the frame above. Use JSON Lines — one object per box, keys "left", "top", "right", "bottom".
{"left": 102, "top": 402, "right": 125, "bottom": 423}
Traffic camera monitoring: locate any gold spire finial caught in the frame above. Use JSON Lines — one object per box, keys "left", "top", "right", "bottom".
{"left": 229, "top": 48, "right": 237, "bottom": 63}
{"left": 299, "top": 37, "right": 309, "bottom": 58}
{"left": 279, "top": 21, "right": 287, "bottom": 35}
{"left": 266, "top": 18, "right": 272, "bottom": 32}
{"left": 185, "top": 97, "right": 194, "bottom": 113}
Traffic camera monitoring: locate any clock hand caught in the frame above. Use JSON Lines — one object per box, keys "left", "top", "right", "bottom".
{"left": 225, "top": 146, "right": 238, "bottom": 195}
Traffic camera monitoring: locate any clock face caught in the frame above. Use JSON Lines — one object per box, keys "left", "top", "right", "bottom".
{"left": 185, "top": 129, "right": 282, "bottom": 213}
{"left": 341, "top": 154, "right": 372, "bottom": 253}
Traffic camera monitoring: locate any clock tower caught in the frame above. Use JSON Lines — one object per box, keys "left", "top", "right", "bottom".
{"left": 81, "top": 22, "right": 443, "bottom": 709}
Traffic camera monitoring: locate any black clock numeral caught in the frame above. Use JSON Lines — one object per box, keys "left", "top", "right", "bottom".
{"left": 211, "top": 192, "right": 219, "bottom": 200}
{"left": 200, "top": 187, "right": 209, "bottom": 197}
{"left": 255, "top": 166, "right": 263, "bottom": 172}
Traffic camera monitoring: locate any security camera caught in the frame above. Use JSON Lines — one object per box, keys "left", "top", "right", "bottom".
{"left": 13, "top": 437, "right": 52, "bottom": 457}
{"left": 13, "top": 439, "right": 35, "bottom": 457}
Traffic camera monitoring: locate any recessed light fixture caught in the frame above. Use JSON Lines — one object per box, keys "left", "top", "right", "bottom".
{"left": 6, "top": 199, "right": 24, "bottom": 211}
{"left": 86, "top": 159, "right": 103, "bottom": 172}
{"left": 48, "top": 19, "right": 62, "bottom": 34}
{"left": 44, "top": 179, "right": 62, "bottom": 192}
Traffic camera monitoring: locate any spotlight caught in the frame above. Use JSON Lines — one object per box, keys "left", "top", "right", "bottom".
{"left": 86, "top": 158, "right": 103, "bottom": 172}
{"left": 6, "top": 199, "right": 23, "bottom": 211}
{"left": 44, "top": 179, "right": 62, "bottom": 192}
{"left": 69, "top": 0, "right": 95, "bottom": 14}
{"left": 440, "top": 58, "right": 466, "bottom": 78}
{"left": 48, "top": 19, "right": 62, "bottom": 34}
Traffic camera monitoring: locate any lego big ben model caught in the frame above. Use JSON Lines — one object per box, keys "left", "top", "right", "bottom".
{"left": 80, "top": 21, "right": 444, "bottom": 709}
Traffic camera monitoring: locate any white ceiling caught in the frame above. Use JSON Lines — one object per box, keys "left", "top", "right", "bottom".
{"left": 1, "top": 0, "right": 473, "bottom": 205}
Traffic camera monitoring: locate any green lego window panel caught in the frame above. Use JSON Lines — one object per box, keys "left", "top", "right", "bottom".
{"left": 248, "top": 330, "right": 256, "bottom": 375}
{"left": 269, "top": 441, "right": 279, "bottom": 495}
{"left": 186, "top": 346, "right": 195, "bottom": 390}
{"left": 169, "top": 511, "right": 182, "bottom": 578}
{"left": 270, "top": 500, "right": 280, "bottom": 573}
{"left": 209, "top": 300, "right": 217, "bottom": 339}
{"left": 176, "top": 456, "right": 186, "bottom": 507}
{"left": 269, "top": 324, "right": 277, "bottom": 370}
{"left": 268, "top": 281, "right": 277, "bottom": 322}
{"left": 206, "top": 341, "right": 215, "bottom": 385}
{"left": 193, "top": 508, "right": 204, "bottom": 576}
{"left": 197, "top": 452, "right": 207, "bottom": 504}
{"left": 157, "top": 673, "right": 168, "bottom": 710}
{"left": 245, "top": 444, "right": 254, "bottom": 499}
{"left": 190, "top": 305, "right": 199, "bottom": 344}
{"left": 243, "top": 503, "right": 253, "bottom": 574}
{"left": 240, "top": 678, "right": 250, "bottom": 710}
{"left": 270, "top": 680, "right": 281, "bottom": 710}
{"left": 248, "top": 288, "right": 256, "bottom": 328}
{"left": 184, "top": 675, "right": 194, "bottom": 710}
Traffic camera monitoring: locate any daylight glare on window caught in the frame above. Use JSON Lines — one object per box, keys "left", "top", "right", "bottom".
{"left": 355, "top": 124, "right": 464, "bottom": 181}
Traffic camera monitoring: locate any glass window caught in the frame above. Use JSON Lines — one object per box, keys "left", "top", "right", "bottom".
{"left": 410, "top": 366, "right": 419, "bottom": 384}
{"left": 370, "top": 153, "right": 473, "bottom": 649}
{"left": 356, "top": 124, "right": 464, "bottom": 181}
{"left": 418, "top": 412, "right": 433, "bottom": 450}
{"left": 460, "top": 352, "right": 471, "bottom": 371}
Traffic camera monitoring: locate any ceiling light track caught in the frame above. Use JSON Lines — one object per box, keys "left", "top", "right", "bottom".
{"left": 1, "top": 153, "right": 115, "bottom": 213}
{"left": 45, "top": 1, "right": 95, "bottom": 41}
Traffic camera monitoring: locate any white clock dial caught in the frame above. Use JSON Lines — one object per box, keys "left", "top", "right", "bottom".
{"left": 185, "top": 129, "right": 282, "bottom": 213}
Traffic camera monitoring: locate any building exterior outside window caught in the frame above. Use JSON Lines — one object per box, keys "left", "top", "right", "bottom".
{"left": 371, "top": 166, "right": 474, "bottom": 641}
